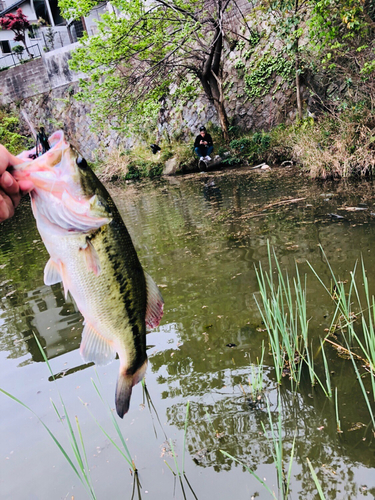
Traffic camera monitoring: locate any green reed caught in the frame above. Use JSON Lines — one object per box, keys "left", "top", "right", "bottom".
{"left": 220, "top": 390, "right": 296, "bottom": 499}
{"left": 33, "top": 335, "right": 97, "bottom": 499}
{"left": 306, "top": 458, "right": 327, "bottom": 500}
{"left": 345, "top": 336, "right": 375, "bottom": 432}
{"left": 1, "top": 334, "right": 97, "bottom": 500}
{"left": 254, "top": 243, "right": 326, "bottom": 393}
{"left": 247, "top": 340, "right": 265, "bottom": 405}
{"left": 309, "top": 250, "right": 375, "bottom": 403}
{"left": 77, "top": 373, "right": 135, "bottom": 469}
{"left": 334, "top": 387, "right": 342, "bottom": 434}
{"left": 309, "top": 249, "right": 375, "bottom": 432}
{"left": 262, "top": 395, "right": 296, "bottom": 498}
{"left": 0, "top": 335, "right": 143, "bottom": 499}
{"left": 220, "top": 450, "right": 277, "bottom": 499}
{"left": 164, "top": 401, "right": 197, "bottom": 500}
{"left": 320, "top": 340, "right": 332, "bottom": 398}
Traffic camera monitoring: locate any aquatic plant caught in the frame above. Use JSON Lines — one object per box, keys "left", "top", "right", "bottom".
{"left": 261, "top": 395, "right": 296, "bottom": 498}
{"left": 334, "top": 387, "right": 342, "bottom": 434}
{"left": 163, "top": 401, "right": 198, "bottom": 500}
{"left": 220, "top": 450, "right": 277, "bottom": 499}
{"left": 309, "top": 247, "right": 375, "bottom": 432}
{"left": 247, "top": 340, "right": 266, "bottom": 407}
{"left": 320, "top": 340, "right": 332, "bottom": 398}
{"left": 1, "top": 336, "right": 142, "bottom": 500}
{"left": 254, "top": 242, "right": 324, "bottom": 391}
{"left": 1, "top": 335, "right": 97, "bottom": 500}
{"left": 220, "top": 390, "right": 296, "bottom": 499}
{"left": 306, "top": 458, "right": 327, "bottom": 500}
{"left": 86, "top": 372, "right": 136, "bottom": 470}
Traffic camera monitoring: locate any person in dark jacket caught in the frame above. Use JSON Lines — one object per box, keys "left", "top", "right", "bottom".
{"left": 194, "top": 126, "right": 213, "bottom": 161}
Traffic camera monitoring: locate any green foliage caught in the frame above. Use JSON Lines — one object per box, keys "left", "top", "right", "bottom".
{"left": 0, "top": 108, "right": 32, "bottom": 154}
{"left": 223, "top": 132, "right": 272, "bottom": 165}
{"left": 12, "top": 44, "right": 24, "bottom": 54}
{"left": 67, "top": 0, "right": 234, "bottom": 136}
{"left": 58, "top": 0, "right": 98, "bottom": 19}
{"left": 308, "top": 0, "right": 375, "bottom": 91}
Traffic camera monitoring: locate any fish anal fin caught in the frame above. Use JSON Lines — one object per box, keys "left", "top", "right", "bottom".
{"left": 80, "top": 238, "right": 101, "bottom": 276}
{"left": 115, "top": 360, "right": 148, "bottom": 418}
{"left": 80, "top": 322, "right": 115, "bottom": 366}
{"left": 44, "top": 258, "right": 62, "bottom": 285}
{"left": 144, "top": 271, "right": 164, "bottom": 329}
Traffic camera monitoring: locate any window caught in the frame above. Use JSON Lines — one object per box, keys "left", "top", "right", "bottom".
{"left": 0, "top": 40, "right": 11, "bottom": 54}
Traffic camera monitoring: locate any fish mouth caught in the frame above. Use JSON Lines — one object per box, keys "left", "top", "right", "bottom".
{"left": 12, "top": 131, "right": 76, "bottom": 192}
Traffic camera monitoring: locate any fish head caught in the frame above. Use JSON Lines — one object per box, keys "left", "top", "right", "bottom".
{"left": 12, "top": 131, "right": 112, "bottom": 233}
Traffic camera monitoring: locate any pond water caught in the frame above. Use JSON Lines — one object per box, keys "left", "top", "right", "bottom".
{"left": 1, "top": 165, "right": 375, "bottom": 500}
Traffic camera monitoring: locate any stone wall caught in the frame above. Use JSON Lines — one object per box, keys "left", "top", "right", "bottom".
{"left": 0, "top": 44, "right": 124, "bottom": 162}
{"left": 0, "top": 43, "right": 83, "bottom": 105}
{"left": 15, "top": 83, "right": 127, "bottom": 162}
{"left": 0, "top": 58, "right": 50, "bottom": 103}
{"left": 1, "top": 31, "right": 304, "bottom": 160}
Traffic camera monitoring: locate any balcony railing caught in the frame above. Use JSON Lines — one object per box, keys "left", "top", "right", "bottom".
{"left": 0, "top": 26, "right": 76, "bottom": 69}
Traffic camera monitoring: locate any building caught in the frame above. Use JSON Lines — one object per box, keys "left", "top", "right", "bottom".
{"left": 0, "top": 0, "right": 108, "bottom": 68}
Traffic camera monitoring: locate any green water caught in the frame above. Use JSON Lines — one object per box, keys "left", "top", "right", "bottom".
{"left": 1, "top": 166, "right": 375, "bottom": 499}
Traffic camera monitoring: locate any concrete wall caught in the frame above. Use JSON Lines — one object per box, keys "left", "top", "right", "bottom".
{"left": 0, "top": 42, "right": 83, "bottom": 103}
{"left": 0, "top": 57, "right": 50, "bottom": 102}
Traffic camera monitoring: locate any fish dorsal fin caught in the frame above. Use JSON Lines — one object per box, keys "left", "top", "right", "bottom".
{"left": 80, "top": 322, "right": 116, "bottom": 366}
{"left": 144, "top": 271, "right": 164, "bottom": 329}
{"left": 79, "top": 238, "right": 101, "bottom": 276}
{"left": 44, "top": 258, "right": 62, "bottom": 285}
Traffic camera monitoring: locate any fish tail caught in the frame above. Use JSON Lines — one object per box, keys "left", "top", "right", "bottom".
{"left": 115, "top": 360, "right": 148, "bottom": 418}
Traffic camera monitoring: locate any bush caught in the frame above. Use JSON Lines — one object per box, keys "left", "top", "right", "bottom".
{"left": 266, "top": 108, "right": 375, "bottom": 178}
{"left": 223, "top": 132, "right": 272, "bottom": 165}
{"left": 0, "top": 108, "right": 32, "bottom": 154}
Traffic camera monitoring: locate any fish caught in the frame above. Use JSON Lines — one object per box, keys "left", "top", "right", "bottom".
{"left": 12, "top": 130, "right": 164, "bottom": 417}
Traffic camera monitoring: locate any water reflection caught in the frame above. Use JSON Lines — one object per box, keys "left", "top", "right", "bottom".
{"left": 1, "top": 167, "right": 375, "bottom": 498}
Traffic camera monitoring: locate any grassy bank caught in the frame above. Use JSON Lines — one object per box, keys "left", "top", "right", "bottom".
{"left": 98, "top": 107, "right": 375, "bottom": 181}
{"left": 2, "top": 104, "right": 373, "bottom": 181}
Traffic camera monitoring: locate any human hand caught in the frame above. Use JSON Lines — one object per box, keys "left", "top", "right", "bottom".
{"left": 0, "top": 145, "right": 34, "bottom": 223}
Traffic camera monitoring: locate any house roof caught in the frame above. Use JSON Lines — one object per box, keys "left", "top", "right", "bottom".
{"left": 0, "top": 0, "right": 28, "bottom": 16}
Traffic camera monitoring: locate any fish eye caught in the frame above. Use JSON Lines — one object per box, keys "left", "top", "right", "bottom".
{"left": 76, "top": 156, "right": 88, "bottom": 170}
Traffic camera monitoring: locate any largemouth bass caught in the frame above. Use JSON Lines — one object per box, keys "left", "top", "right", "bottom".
{"left": 12, "top": 131, "right": 164, "bottom": 417}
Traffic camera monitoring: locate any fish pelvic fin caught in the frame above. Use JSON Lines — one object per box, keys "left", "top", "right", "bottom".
{"left": 144, "top": 271, "right": 164, "bottom": 329}
{"left": 80, "top": 322, "right": 116, "bottom": 366}
{"left": 115, "top": 360, "right": 148, "bottom": 418}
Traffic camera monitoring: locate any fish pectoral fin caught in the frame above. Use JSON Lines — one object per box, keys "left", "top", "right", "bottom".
{"left": 44, "top": 258, "right": 63, "bottom": 285}
{"left": 80, "top": 238, "right": 101, "bottom": 276}
{"left": 144, "top": 271, "right": 164, "bottom": 329}
{"left": 80, "top": 322, "right": 116, "bottom": 366}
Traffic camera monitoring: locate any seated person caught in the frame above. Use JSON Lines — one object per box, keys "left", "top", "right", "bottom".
{"left": 194, "top": 126, "right": 213, "bottom": 161}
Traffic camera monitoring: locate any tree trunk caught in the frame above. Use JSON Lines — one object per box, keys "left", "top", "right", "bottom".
{"left": 295, "top": 0, "right": 302, "bottom": 120}
{"left": 214, "top": 96, "right": 229, "bottom": 142}
{"left": 21, "top": 35, "right": 33, "bottom": 59}
{"left": 296, "top": 56, "right": 302, "bottom": 121}
{"left": 199, "top": 25, "right": 230, "bottom": 142}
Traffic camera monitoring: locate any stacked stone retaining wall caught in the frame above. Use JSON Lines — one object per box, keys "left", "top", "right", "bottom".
{"left": 0, "top": 34, "right": 305, "bottom": 161}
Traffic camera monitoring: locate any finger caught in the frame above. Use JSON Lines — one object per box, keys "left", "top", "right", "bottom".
{"left": 0, "top": 145, "right": 23, "bottom": 174}
{"left": 0, "top": 190, "right": 14, "bottom": 223}
{"left": 18, "top": 180, "right": 34, "bottom": 194}
{"left": 0, "top": 171, "right": 20, "bottom": 196}
{"left": 0, "top": 173, "right": 22, "bottom": 210}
